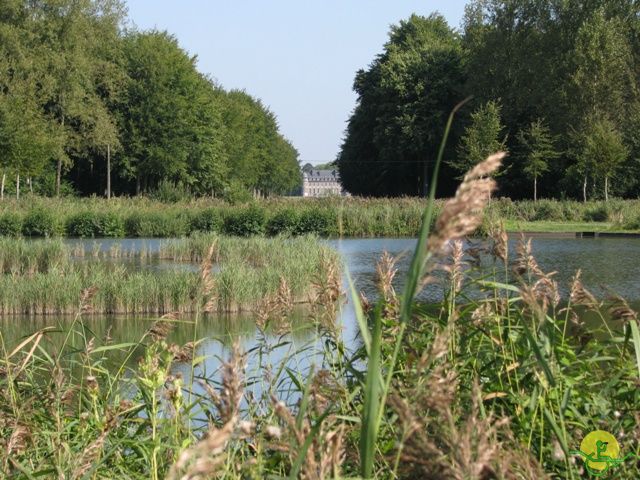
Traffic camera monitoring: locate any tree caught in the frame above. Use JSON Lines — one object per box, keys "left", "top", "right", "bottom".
{"left": 116, "top": 31, "right": 228, "bottom": 195}
{"left": 338, "top": 14, "right": 466, "bottom": 196}
{"left": 577, "top": 116, "right": 628, "bottom": 201}
{"left": 452, "top": 101, "right": 506, "bottom": 175}
{"left": 516, "top": 119, "right": 559, "bottom": 201}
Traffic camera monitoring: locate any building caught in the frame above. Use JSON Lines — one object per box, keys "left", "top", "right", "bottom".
{"left": 302, "top": 168, "right": 346, "bottom": 197}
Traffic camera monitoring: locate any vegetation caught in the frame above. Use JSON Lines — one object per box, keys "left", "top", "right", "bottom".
{"left": 338, "top": 3, "right": 640, "bottom": 201}
{"left": 0, "top": 1, "right": 300, "bottom": 199}
{"left": 1, "top": 152, "right": 639, "bottom": 479}
{"left": 0, "top": 235, "right": 339, "bottom": 315}
{"left": 2, "top": 196, "right": 640, "bottom": 238}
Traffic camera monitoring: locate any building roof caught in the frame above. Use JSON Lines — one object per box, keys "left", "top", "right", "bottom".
{"left": 303, "top": 169, "right": 340, "bottom": 181}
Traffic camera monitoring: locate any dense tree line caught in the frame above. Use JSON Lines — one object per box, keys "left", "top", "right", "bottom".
{"left": 338, "top": 1, "right": 640, "bottom": 200}
{"left": 0, "top": 0, "right": 300, "bottom": 198}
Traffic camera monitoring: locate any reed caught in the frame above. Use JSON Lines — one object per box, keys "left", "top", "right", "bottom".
{"left": 0, "top": 236, "right": 340, "bottom": 315}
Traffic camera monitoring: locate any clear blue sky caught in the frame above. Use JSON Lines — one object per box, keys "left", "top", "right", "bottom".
{"left": 125, "top": 1, "right": 467, "bottom": 166}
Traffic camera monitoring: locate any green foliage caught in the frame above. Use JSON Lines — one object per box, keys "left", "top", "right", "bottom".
{"left": 150, "top": 181, "right": 192, "bottom": 203}
{"left": 0, "top": 213, "right": 22, "bottom": 237}
{"left": 223, "top": 206, "right": 267, "bottom": 236}
{"left": 190, "top": 208, "right": 223, "bottom": 233}
{"left": 22, "top": 209, "right": 58, "bottom": 237}
{"left": 125, "top": 212, "right": 189, "bottom": 237}
{"left": 453, "top": 101, "right": 506, "bottom": 174}
{"left": 516, "top": 119, "right": 559, "bottom": 200}
{"left": 0, "top": 3, "right": 300, "bottom": 199}
{"left": 296, "top": 209, "right": 335, "bottom": 236}
{"left": 337, "top": 14, "right": 465, "bottom": 196}
{"left": 222, "top": 179, "right": 253, "bottom": 205}
{"left": 266, "top": 208, "right": 299, "bottom": 236}
{"left": 66, "top": 212, "right": 125, "bottom": 238}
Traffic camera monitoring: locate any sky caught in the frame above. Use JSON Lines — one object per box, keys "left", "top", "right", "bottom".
{"left": 125, "top": 1, "right": 468, "bottom": 166}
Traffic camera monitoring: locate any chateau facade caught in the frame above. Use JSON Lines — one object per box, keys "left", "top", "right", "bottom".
{"left": 301, "top": 169, "right": 346, "bottom": 197}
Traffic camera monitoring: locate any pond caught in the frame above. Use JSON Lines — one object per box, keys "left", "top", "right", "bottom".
{"left": 1, "top": 235, "right": 638, "bottom": 385}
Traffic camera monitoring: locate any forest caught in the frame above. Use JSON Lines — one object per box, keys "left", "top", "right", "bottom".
{"left": 338, "top": 0, "right": 640, "bottom": 201}
{"left": 0, "top": 0, "right": 301, "bottom": 198}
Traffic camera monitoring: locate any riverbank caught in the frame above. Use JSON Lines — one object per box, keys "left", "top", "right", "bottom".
{"left": 2, "top": 196, "right": 640, "bottom": 238}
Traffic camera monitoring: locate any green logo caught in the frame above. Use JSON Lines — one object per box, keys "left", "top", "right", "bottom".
{"left": 571, "top": 430, "right": 636, "bottom": 476}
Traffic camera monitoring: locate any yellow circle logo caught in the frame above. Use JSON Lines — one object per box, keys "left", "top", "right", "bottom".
{"left": 579, "top": 430, "right": 620, "bottom": 472}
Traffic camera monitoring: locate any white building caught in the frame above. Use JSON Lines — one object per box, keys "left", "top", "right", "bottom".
{"left": 302, "top": 169, "right": 346, "bottom": 197}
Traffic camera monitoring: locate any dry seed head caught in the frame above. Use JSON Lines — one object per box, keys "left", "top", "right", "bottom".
{"left": 608, "top": 295, "right": 638, "bottom": 323}
{"left": 148, "top": 319, "right": 174, "bottom": 342}
{"left": 570, "top": 269, "right": 598, "bottom": 309}
{"left": 428, "top": 152, "right": 505, "bottom": 254}
{"left": 71, "top": 429, "right": 109, "bottom": 480}
{"left": 490, "top": 222, "right": 508, "bottom": 263}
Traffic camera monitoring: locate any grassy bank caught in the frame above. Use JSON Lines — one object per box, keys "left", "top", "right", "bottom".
{"left": 1, "top": 157, "right": 639, "bottom": 478}
{"left": 2, "top": 196, "right": 640, "bottom": 238}
{"left": 0, "top": 235, "right": 340, "bottom": 315}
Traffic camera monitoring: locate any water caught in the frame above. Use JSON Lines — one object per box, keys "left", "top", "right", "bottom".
{"left": 3, "top": 235, "right": 639, "bottom": 378}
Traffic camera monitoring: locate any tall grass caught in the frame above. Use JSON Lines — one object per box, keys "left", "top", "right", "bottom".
{"left": 0, "top": 235, "right": 340, "bottom": 315}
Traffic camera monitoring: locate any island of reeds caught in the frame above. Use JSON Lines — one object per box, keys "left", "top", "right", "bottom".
{"left": 0, "top": 235, "right": 340, "bottom": 315}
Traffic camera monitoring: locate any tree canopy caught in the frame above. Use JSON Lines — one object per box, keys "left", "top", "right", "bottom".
{"left": 339, "top": 1, "right": 640, "bottom": 200}
{"left": 0, "top": 0, "right": 300, "bottom": 198}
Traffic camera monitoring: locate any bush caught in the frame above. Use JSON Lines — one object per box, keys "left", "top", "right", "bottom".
{"left": 97, "top": 212, "right": 125, "bottom": 237}
{"left": 223, "top": 206, "right": 266, "bottom": 236}
{"left": 190, "top": 208, "right": 223, "bottom": 233}
{"left": 583, "top": 203, "right": 611, "bottom": 222}
{"left": 23, "top": 209, "right": 58, "bottom": 237}
{"left": 66, "top": 211, "right": 99, "bottom": 237}
{"left": 0, "top": 213, "right": 22, "bottom": 236}
{"left": 266, "top": 209, "right": 299, "bottom": 236}
{"left": 150, "top": 181, "right": 191, "bottom": 203}
{"left": 125, "top": 212, "right": 189, "bottom": 237}
{"left": 223, "top": 180, "right": 252, "bottom": 205}
{"left": 295, "top": 209, "right": 334, "bottom": 235}
{"left": 532, "top": 201, "right": 566, "bottom": 221}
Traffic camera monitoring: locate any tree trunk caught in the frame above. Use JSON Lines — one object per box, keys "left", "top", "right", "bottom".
{"left": 534, "top": 176, "right": 537, "bottom": 202}
{"left": 107, "top": 144, "right": 111, "bottom": 199}
{"left": 136, "top": 175, "right": 141, "bottom": 195}
{"left": 16, "top": 174, "right": 20, "bottom": 200}
{"left": 604, "top": 176, "right": 609, "bottom": 202}
{"left": 28, "top": 177, "right": 32, "bottom": 194}
{"left": 583, "top": 176, "right": 587, "bottom": 203}
{"left": 1, "top": 173, "right": 4, "bottom": 200}
{"left": 56, "top": 115, "right": 65, "bottom": 197}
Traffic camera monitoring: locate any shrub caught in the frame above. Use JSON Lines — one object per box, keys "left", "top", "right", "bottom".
{"left": 66, "top": 211, "right": 99, "bottom": 237}
{"left": 97, "top": 212, "right": 125, "bottom": 237}
{"left": 583, "top": 203, "right": 611, "bottom": 222}
{"left": 0, "top": 213, "right": 22, "bottom": 236}
{"left": 126, "top": 212, "right": 189, "bottom": 237}
{"left": 223, "top": 180, "right": 253, "bottom": 205}
{"left": 295, "top": 209, "right": 334, "bottom": 235}
{"left": 532, "top": 201, "right": 566, "bottom": 221}
{"left": 23, "top": 209, "right": 58, "bottom": 237}
{"left": 150, "top": 180, "right": 191, "bottom": 203}
{"left": 190, "top": 208, "right": 223, "bottom": 233}
{"left": 266, "top": 209, "right": 299, "bottom": 236}
{"left": 223, "top": 205, "right": 266, "bottom": 236}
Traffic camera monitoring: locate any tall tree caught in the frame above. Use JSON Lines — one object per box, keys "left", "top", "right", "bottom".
{"left": 338, "top": 14, "right": 466, "bottom": 196}
{"left": 516, "top": 119, "right": 559, "bottom": 201}
{"left": 452, "top": 101, "right": 506, "bottom": 175}
{"left": 116, "top": 31, "right": 228, "bottom": 194}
